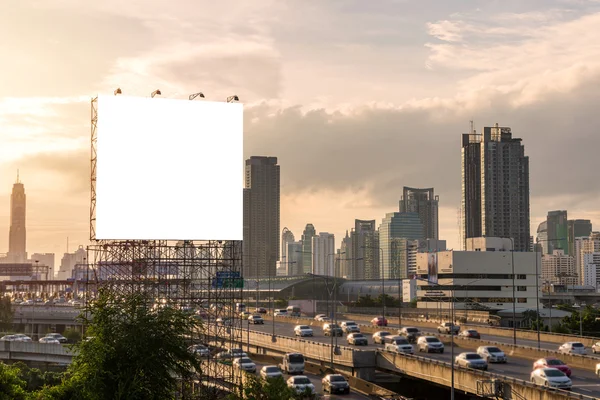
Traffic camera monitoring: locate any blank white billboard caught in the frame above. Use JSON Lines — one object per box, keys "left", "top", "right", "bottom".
{"left": 95, "top": 95, "right": 243, "bottom": 240}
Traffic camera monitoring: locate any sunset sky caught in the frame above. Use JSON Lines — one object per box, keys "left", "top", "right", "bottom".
{"left": 1, "top": 0, "right": 600, "bottom": 265}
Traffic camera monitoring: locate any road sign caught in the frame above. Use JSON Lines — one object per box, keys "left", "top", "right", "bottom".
{"left": 212, "top": 271, "right": 243, "bottom": 288}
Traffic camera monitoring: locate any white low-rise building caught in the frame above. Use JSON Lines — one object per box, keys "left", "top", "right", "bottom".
{"left": 416, "top": 239, "right": 541, "bottom": 312}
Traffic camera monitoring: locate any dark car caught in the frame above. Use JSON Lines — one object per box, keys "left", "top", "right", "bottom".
{"left": 322, "top": 374, "right": 350, "bottom": 394}
{"left": 324, "top": 323, "right": 343, "bottom": 337}
{"left": 399, "top": 327, "right": 422, "bottom": 343}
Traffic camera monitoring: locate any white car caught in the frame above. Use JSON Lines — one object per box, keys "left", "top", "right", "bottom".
{"left": 340, "top": 321, "right": 360, "bottom": 333}
{"left": 417, "top": 336, "right": 444, "bottom": 353}
{"left": 558, "top": 342, "right": 586, "bottom": 355}
{"left": 0, "top": 335, "right": 17, "bottom": 341}
{"left": 233, "top": 357, "right": 257, "bottom": 373}
{"left": 294, "top": 325, "right": 314, "bottom": 337}
{"left": 530, "top": 368, "right": 572, "bottom": 390}
{"left": 260, "top": 365, "right": 283, "bottom": 380}
{"left": 373, "top": 331, "right": 392, "bottom": 344}
{"left": 188, "top": 344, "right": 210, "bottom": 357}
{"left": 314, "top": 314, "right": 326, "bottom": 321}
{"left": 44, "top": 333, "right": 67, "bottom": 344}
{"left": 385, "top": 341, "right": 414, "bottom": 354}
{"left": 592, "top": 342, "right": 600, "bottom": 354}
{"left": 477, "top": 346, "right": 507, "bottom": 363}
{"left": 13, "top": 334, "right": 32, "bottom": 342}
{"left": 274, "top": 309, "right": 288, "bottom": 317}
{"left": 455, "top": 352, "right": 488, "bottom": 371}
{"left": 39, "top": 337, "right": 60, "bottom": 344}
{"left": 287, "top": 376, "right": 315, "bottom": 395}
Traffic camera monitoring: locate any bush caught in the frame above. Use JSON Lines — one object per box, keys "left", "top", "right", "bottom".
{"left": 62, "top": 329, "right": 82, "bottom": 343}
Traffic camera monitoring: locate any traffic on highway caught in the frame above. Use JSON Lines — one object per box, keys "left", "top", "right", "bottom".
{"left": 239, "top": 312, "right": 600, "bottom": 397}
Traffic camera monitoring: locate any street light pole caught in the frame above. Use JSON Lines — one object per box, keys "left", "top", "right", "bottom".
{"left": 535, "top": 238, "right": 541, "bottom": 350}
{"left": 510, "top": 237, "right": 517, "bottom": 346}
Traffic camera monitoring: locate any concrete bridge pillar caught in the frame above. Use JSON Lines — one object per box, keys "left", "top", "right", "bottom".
{"left": 354, "top": 367, "right": 376, "bottom": 381}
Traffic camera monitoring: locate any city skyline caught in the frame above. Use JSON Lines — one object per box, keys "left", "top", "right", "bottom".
{"left": 2, "top": 1, "right": 600, "bottom": 256}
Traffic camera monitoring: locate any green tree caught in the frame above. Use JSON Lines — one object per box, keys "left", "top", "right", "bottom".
{"left": 62, "top": 329, "right": 82, "bottom": 344}
{"left": 355, "top": 294, "right": 375, "bottom": 307}
{"left": 0, "top": 363, "right": 28, "bottom": 400}
{"left": 59, "top": 288, "right": 202, "bottom": 400}
{"left": 228, "top": 374, "right": 296, "bottom": 400}
{"left": 0, "top": 296, "right": 14, "bottom": 332}
{"left": 409, "top": 298, "right": 417, "bottom": 308}
{"left": 274, "top": 298, "right": 288, "bottom": 309}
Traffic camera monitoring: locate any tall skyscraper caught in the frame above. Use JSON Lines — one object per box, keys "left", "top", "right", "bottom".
{"left": 536, "top": 221, "right": 548, "bottom": 254}
{"left": 301, "top": 224, "right": 316, "bottom": 274}
{"left": 379, "top": 212, "right": 424, "bottom": 279}
{"left": 281, "top": 227, "right": 295, "bottom": 264}
{"left": 8, "top": 171, "right": 27, "bottom": 263}
{"left": 546, "top": 210, "right": 568, "bottom": 255}
{"left": 568, "top": 219, "right": 592, "bottom": 258}
{"left": 339, "top": 231, "right": 352, "bottom": 278}
{"left": 312, "top": 233, "right": 335, "bottom": 276}
{"left": 349, "top": 220, "right": 379, "bottom": 280}
{"left": 286, "top": 241, "right": 303, "bottom": 276}
{"left": 243, "top": 156, "right": 280, "bottom": 278}
{"left": 399, "top": 187, "right": 439, "bottom": 240}
{"left": 30, "top": 253, "right": 55, "bottom": 278}
{"left": 461, "top": 123, "right": 530, "bottom": 252}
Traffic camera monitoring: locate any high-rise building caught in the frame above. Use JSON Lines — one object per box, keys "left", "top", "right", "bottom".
{"left": 542, "top": 249, "right": 577, "bottom": 286}
{"left": 57, "top": 245, "right": 86, "bottom": 280}
{"left": 568, "top": 219, "right": 592, "bottom": 259}
{"left": 379, "top": 212, "right": 424, "bottom": 279}
{"left": 243, "top": 156, "right": 280, "bottom": 278}
{"left": 339, "top": 231, "right": 352, "bottom": 278}
{"left": 536, "top": 221, "right": 548, "bottom": 254}
{"left": 301, "top": 224, "right": 316, "bottom": 274}
{"left": 349, "top": 220, "right": 379, "bottom": 280}
{"left": 546, "top": 210, "right": 568, "bottom": 255}
{"left": 399, "top": 187, "right": 439, "bottom": 240}
{"left": 8, "top": 172, "right": 27, "bottom": 263}
{"left": 576, "top": 232, "right": 600, "bottom": 287}
{"left": 461, "top": 123, "right": 530, "bottom": 252}
{"left": 312, "top": 233, "right": 335, "bottom": 276}
{"left": 286, "top": 241, "right": 303, "bottom": 276}
{"left": 30, "top": 253, "right": 55, "bottom": 278}
{"left": 281, "top": 227, "right": 295, "bottom": 264}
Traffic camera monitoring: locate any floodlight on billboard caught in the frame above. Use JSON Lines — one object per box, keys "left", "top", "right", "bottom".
{"left": 94, "top": 95, "right": 243, "bottom": 241}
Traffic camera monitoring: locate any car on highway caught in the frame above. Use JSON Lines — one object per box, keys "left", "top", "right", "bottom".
{"left": 324, "top": 323, "right": 343, "bottom": 337}
{"left": 188, "top": 344, "right": 210, "bottom": 357}
{"left": 254, "top": 307, "right": 267, "bottom": 314}
{"left": 371, "top": 316, "right": 388, "bottom": 327}
{"left": 248, "top": 315, "right": 264, "bottom": 324}
{"left": 372, "top": 331, "right": 392, "bottom": 344}
{"left": 239, "top": 311, "right": 251, "bottom": 319}
{"left": 44, "top": 333, "right": 67, "bottom": 344}
{"left": 216, "top": 349, "right": 247, "bottom": 360}
{"left": 233, "top": 357, "right": 257, "bottom": 373}
{"left": 260, "top": 365, "right": 283, "bottom": 380}
{"left": 294, "top": 325, "right": 314, "bottom": 337}
{"left": 280, "top": 353, "right": 305, "bottom": 374}
{"left": 437, "top": 322, "right": 459, "bottom": 334}
{"left": 347, "top": 333, "right": 368, "bottom": 346}
{"left": 592, "top": 342, "right": 600, "bottom": 354}
{"left": 558, "top": 342, "right": 586, "bottom": 355}
{"left": 417, "top": 336, "right": 445, "bottom": 353}
{"left": 287, "top": 376, "right": 315, "bottom": 395}
{"left": 12, "top": 334, "right": 32, "bottom": 342}
{"left": 476, "top": 346, "right": 507, "bottom": 363}
{"left": 384, "top": 335, "right": 409, "bottom": 345}
{"left": 39, "top": 337, "right": 61, "bottom": 344}
{"left": 340, "top": 321, "right": 360, "bottom": 333}
{"left": 530, "top": 368, "right": 572, "bottom": 390}
{"left": 458, "top": 329, "right": 481, "bottom": 339}
{"left": 398, "top": 327, "right": 421, "bottom": 343}
{"left": 274, "top": 309, "right": 288, "bottom": 317}
{"left": 385, "top": 340, "right": 414, "bottom": 354}
{"left": 315, "top": 314, "right": 327, "bottom": 321}
{"left": 594, "top": 362, "right": 600, "bottom": 377}
{"left": 23, "top": 300, "right": 34, "bottom": 306}
{"left": 455, "top": 352, "right": 488, "bottom": 371}
{"left": 322, "top": 374, "right": 350, "bottom": 394}
{"left": 1, "top": 335, "right": 17, "bottom": 341}
{"left": 533, "top": 358, "right": 572, "bottom": 377}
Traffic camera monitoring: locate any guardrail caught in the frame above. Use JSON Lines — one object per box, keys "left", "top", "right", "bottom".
{"left": 376, "top": 349, "right": 596, "bottom": 400}
{"left": 0, "top": 341, "right": 75, "bottom": 364}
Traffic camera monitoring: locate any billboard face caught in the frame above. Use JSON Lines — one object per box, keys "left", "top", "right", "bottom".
{"left": 95, "top": 95, "right": 243, "bottom": 240}
{"left": 427, "top": 253, "right": 438, "bottom": 284}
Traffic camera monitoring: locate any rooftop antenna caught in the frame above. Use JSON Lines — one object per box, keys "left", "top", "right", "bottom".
{"left": 470, "top": 120, "right": 474, "bottom": 135}
{"left": 16, "top": 169, "right": 19, "bottom": 183}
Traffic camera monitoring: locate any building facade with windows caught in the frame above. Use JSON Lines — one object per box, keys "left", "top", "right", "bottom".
{"left": 416, "top": 244, "right": 540, "bottom": 311}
